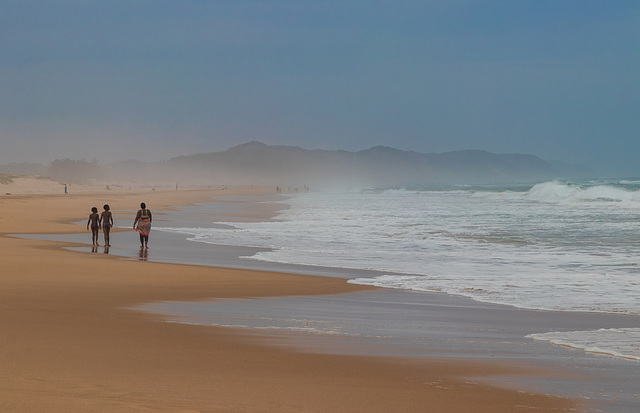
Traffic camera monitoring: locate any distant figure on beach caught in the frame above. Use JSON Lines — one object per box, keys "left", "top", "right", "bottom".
{"left": 101, "top": 204, "right": 113, "bottom": 246}
{"left": 133, "top": 202, "right": 152, "bottom": 249}
{"left": 87, "top": 207, "right": 101, "bottom": 246}
{"left": 64, "top": 184, "right": 68, "bottom": 195}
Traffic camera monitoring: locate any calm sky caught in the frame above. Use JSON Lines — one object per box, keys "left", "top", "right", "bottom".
{"left": 1, "top": 1, "right": 638, "bottom": 176}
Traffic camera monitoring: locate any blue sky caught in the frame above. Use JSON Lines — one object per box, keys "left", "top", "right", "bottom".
{"left": 1, "top": 1, "right": 638, "bottom": 176}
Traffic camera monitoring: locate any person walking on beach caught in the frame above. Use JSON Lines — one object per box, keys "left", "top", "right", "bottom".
{"left": 133, "top": 202, "right": 152, "bottom": 249}
{"left": 101, "top": 204, "right": 113, "bottom": 247}
{"left": 87, "top": 207, "right": 101, "bottom": 246}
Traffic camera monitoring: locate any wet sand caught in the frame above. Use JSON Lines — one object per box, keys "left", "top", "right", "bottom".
{"left": 0, "top": 184, "right": 580, "bottom": 412}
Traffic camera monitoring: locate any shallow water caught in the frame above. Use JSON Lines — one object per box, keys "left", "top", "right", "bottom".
{"left": 135, "top": 290, "right": 640, "bottom": 413}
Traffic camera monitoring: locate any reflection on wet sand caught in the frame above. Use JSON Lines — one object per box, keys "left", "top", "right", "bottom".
{"left": 91, "top": 245, "right": 111, "bottom": 254}
{"left": 138, "top": 247, "right": 148, "bottom": 261}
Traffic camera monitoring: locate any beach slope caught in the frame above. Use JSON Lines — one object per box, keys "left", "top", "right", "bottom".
{"left": 0, "top": 185, "right": 578, "bottom": 412}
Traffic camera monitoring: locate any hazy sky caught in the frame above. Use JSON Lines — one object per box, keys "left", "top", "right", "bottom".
{"left": 1, "top": 1, "right": 638, "bottom": 176}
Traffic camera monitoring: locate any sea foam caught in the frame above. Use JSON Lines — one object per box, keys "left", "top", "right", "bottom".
{"left": 155, "top": 180, "right": 640, "bottom": 361}
{"left": 527, "top": 328, "right": 640, "bottom": 361}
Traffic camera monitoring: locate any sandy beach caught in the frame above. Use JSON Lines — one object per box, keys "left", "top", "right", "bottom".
{"left": 0, "top": 179, "right": 579, "bottom": 412}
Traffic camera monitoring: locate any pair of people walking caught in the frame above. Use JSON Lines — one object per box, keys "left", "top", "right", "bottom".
{"left": 87, "top": 202, "right": 152, "bottom": 248}
{"left": 86, "top": 205, "right": 114, "bottom": 246}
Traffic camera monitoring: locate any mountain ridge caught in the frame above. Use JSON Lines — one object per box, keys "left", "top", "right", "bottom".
{"left": 0, "top": 142, "right": 594, "bottom": 187}
{"left": 156, "top": 141, "right": 593, "bottom": 187}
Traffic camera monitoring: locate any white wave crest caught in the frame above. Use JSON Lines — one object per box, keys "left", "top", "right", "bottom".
{"left": 527, "top": 328, "right": 640, "bottom": 361}
{"left": 526, "top": 181, "right": 640, "bottom": 204}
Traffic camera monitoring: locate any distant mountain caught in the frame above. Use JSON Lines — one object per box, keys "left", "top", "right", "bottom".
{"left": 136, "top": 141, "right": 593, "bottom": 188}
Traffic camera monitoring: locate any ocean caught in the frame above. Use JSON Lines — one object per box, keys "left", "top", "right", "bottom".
{"left": 153, "top": 180, "right": 640, "bottom": 363}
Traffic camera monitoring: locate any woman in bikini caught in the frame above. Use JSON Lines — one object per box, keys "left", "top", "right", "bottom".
{"left": 101, "top": 204, "right": 113, "bottom": 246}
{"left": 133, "top": 202, "right": 152, "bottom": 249}
{"left": 87, "top": 207, "right": 101, "bottom": 246}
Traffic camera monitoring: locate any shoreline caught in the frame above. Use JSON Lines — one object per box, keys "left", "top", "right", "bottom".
{"left": 0, "top": 185, "right": 581, "bottom": 412}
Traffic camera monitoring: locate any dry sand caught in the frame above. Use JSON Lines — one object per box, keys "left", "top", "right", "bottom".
{"left": 0, "top": 178, "right": 580, "bottom": 412}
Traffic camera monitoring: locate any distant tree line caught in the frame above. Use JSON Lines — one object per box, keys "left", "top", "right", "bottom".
{"left": 48, "top": 159, "right": 103, "bottom": 183}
